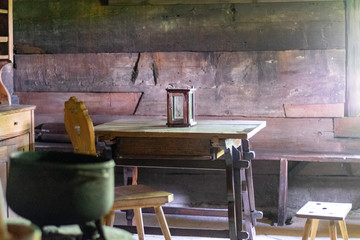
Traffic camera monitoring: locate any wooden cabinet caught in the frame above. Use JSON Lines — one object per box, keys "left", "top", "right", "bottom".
{"left": 0, "top": 104, "right": 35, "bottom": 217}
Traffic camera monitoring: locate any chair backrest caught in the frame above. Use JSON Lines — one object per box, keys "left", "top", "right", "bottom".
{"left": 64, "top": 96, "right": 97, "bottom": 155}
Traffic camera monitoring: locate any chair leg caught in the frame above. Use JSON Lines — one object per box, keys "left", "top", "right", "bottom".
{"left": 302, "top": 218, "right": 312, "bottom": 240}
{"left": 133, "top": 208, "right": 145, "bottom": 240}
{"left": 339, "top": 220, "right": 349, "bottom": 240}
{"left": 103, "top": 210, "right": 115, "bottom": 227}
{"left": 310, "top": 219, "right": 319, "bottom": 240}
{"left": 329, "top": 220, "right": 337, "bottom": 240}
{"left": 154, "top": 206, "right": 172, "bottom": 240}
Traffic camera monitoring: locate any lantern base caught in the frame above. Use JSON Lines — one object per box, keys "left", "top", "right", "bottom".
{"left": 166, "top": 121, "right": 197, "bottom": 127}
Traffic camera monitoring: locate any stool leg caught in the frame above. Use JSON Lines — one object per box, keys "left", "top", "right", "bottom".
{"left": 133, "top": 208, "right": 145, "bottom": 240}
{"left": 154, "top": 206, "right": 172, "bottom": 240}
{"left": 310, "top": 219, "right": 319, "bottom": 240}
{"left": 329, "top": 220, "right": 337, "bottom": 240}
{"left": 302, "top": 218, "right": 312, "bottom": 240}
{"left": 338, "top": 220, "right": 349, "bottom": 240}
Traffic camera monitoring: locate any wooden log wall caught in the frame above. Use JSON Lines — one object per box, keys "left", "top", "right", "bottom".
{"left": 9, "top": 0, "right": 360, "bottom": 213}
{"left": 11, "top": 0, "right": 360, "bottom": 153}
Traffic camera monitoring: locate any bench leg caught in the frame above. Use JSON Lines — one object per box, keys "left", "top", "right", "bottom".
{"left": 329, "top": 220, "right": 337, "bottom": 240}
{"left": 310, "top": 219, "right": 319, "bottom": 240}
{"left": 278, "top": 158, "right": 288, "bottom": 226}
{"left": 302, "top": 218, "right": 312, "bottom": 240}
{"left": 339, "top": 220, "right": 349, "bottom": 240}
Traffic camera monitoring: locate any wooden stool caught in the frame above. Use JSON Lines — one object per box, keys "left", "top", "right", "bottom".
{"left": 296, "top": 201, "right": 352, "bottom": 240}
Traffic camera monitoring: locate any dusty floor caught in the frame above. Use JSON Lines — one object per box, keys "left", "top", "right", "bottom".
{"left": 114, "top": 210, "right": 360, "bottom": 240}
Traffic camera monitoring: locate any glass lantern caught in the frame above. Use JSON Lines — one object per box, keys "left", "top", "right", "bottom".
{"left": 166, "top": 88, "right": 196, "bottom": 127}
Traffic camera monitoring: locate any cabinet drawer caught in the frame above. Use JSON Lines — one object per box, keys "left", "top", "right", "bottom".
{"left": 0, "top": 112, "right": 31, "bottom": 139}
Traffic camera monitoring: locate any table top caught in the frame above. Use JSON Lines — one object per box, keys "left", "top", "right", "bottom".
{"left": 94, "top": 118, "right": 266, "bottom": 140}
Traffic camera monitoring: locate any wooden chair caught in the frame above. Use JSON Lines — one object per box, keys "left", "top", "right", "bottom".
{"left": 64, "top": 96, "right": 173, "bottom": 240}
{"left": 296, "top": 201, "right": 352, "bottom": 240}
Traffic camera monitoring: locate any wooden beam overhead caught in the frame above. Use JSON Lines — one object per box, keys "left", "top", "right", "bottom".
{"left": 108, "top": 0, "right": 342, "bottom": 5}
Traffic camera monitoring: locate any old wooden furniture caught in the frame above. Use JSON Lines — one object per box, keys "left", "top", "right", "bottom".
{"left": 94, "top": 117, "right": 266, "bottom": 240}
{"left": 64, "top": 96, "right": 173, "bottom": 240}
{"left": 0, "top": 104, "right": 35, "bottom": 217}
{"left": 296, "top": 201, "right": 352, "bottom": 240}
{"left": 254, "top": 151, "right": 360, "bottom": 226}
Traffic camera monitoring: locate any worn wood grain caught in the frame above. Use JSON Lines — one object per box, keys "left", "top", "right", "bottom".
{"left": 334, "top": 117, "right": 360, "bottom": 138}
{"left": 196, "top": 116, "right": 360, "bottom": 154}
{"left": 14, "top": 0, "right": 345, "bottom": 53}
{"left": 14, "top": 50, "right": 345, "bottom": 117}
{"left": 345, "top": 0, "right": 360, "bottom": 116}
{"left": 284, "top": 103, "right": 344, "bottom": 117}
{"left": 15, "top": 91, "right": 142, "bottom": 115}
{"left": 109, "top": 0, "right": 342, "bottom": 5}
{"left": 115, "top": 137, "right": 213, "bottom": 157}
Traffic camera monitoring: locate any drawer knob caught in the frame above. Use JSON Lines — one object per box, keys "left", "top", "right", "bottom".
{"left": 14, "top": 121, "right": 18, "bottom": 126}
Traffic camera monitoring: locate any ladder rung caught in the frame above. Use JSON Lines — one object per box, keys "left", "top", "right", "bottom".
{"left": 0, "top": 55, "right": 9, "bottom": 60}
{"left": 0, "top": 9, "right": 8, "bottom": 14}
{"left": 0, "top": 37, "right": 8, "bottom": 42}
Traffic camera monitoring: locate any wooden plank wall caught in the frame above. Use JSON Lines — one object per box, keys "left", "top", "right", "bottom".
{"left": 13, "top": 51, "right": 345, "bottom": 118}
{"left": 11, "top": 0, "right": 354, "bottom": 154}
{"left": 10, "top": 0, "right": 360, "bottom": 213}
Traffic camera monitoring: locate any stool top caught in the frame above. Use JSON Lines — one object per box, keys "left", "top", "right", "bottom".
{"left": 296, "top": 201, "right": 352, "bottom": 220}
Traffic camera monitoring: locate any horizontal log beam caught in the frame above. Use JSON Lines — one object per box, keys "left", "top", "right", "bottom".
{"left": 284, "top": 103, "right": 344, "bottom": 117}
{"left": 334, "top": 117, "right": 360, "bottom": 138}
{"left": 15, "top": 91, "right": 143, "bottom": 116}
{"left": 108, "top": 0, "right": 341, "bottom": 5}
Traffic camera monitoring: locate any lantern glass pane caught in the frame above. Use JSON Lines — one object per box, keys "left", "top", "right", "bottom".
{"left": 172, "top": 95, "right": 184, "bottom": 120}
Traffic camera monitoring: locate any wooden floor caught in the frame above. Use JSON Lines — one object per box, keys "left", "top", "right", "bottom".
{"left": 113, "top": 210, "right": 360, "bottom": 240}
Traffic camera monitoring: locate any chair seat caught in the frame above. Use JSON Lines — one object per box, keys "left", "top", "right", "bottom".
{"left": 113, "top": 184, "right": 174, "bottom": 210}
{"left": 296, "top": 201, "right": 352, "bottom": 221}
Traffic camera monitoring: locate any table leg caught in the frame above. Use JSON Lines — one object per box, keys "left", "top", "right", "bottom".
{"left": 224, "top": 146, "right": 237, "bottom": 240}
{"left": 225, "top": 142, "right": 250, "bottom": 240}
{"left": 241, "top": 139, "right": 262, "bottom": 240}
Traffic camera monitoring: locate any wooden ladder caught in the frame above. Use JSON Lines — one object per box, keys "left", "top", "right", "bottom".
{"left": 0, "top": 0, "right": 13, "bottom": 62}
{"left": 0, "top": 0, "right": 12, "bottom": 104}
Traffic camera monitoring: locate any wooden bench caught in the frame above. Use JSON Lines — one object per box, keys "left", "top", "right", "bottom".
{"left": 254, "top": 150, "right": 360, "bottom": 227}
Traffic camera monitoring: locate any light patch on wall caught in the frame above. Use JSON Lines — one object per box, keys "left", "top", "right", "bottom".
{"left": 160, "top": 21, "right": 178, "bottom": 32}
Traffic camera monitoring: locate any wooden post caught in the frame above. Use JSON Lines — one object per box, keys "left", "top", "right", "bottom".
{"left": 8, "top": 0, "right": 13, "bottom": 63}
{"left": 345, "top": 0, "right": 360, "bottom": 116}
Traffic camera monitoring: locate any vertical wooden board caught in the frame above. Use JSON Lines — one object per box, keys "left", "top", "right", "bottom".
{"left": 345, "top": 0, "right": 360, "bottom": 116}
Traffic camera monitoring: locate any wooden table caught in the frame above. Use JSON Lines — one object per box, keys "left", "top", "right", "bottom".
{"left": 94, "top": 118, "right": 266, "bottom": 240}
